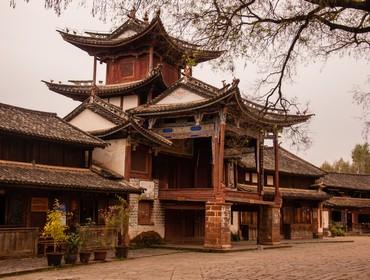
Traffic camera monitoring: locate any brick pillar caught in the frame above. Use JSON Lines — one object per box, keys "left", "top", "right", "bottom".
{"left": 259, "top": 205, "right": 281, "bottom": 245}
{"left": 204, "top": 202, "right": 232, "bottom": 249}
{"left": 312, "top": 203, "right": 323, "bottom": 239}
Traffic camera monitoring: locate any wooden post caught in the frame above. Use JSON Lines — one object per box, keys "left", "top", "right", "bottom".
{"left": 124, "top": 139, "right": 131, "bottom": 180}
{"left": 218, "top": 108, "right": 227, "bottom": 194}
{"left": 257, "top": 132, "right": 265, "bottom": 195}
{"left": 92, "top": 56, "right": 97, "bottom": 96}
{"left": 212, "top": 135, "right": 219, "bottom": 194}
{"left": 149, "top": 46, "right": 154, "bottom": 72}
{"left": 273, "top": 130, "right": 281, "bottom": 205}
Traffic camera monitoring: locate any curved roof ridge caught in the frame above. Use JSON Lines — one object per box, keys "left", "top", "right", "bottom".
{"left": 0, "top": 102, "right": 56, "bottom": 117}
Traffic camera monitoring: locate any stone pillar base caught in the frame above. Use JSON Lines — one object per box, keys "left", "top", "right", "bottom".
{"left": 259, "top": 205, "right": 281, "bottom": 245}
{"left": 204, "top": 202, "right": 232, "bottom": 249}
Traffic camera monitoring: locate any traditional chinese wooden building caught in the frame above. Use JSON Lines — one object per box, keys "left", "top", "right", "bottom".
{"left": 321, "top": 173, "right": 370, "bottom": 235}
{"left": 0, "top": 102, "right": 140, "bottom": 258}
{"left": 44, "top": 10, "right": 313, "bottom": 248}
{"left": 232, "top": 147, "right": 328, "bottom": 240}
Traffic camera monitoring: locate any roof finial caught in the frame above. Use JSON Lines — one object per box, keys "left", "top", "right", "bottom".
{"left": 156, "top": 8, "right": 161, "bottom": 17}
{"left": 143, "top": 12, "right": 149, "bottom": 23}
{"left": 232, "top": 78, "right": 240, "bottom": 87}
{"left": 128, "top": 7, "right": 136, "bottom": 18}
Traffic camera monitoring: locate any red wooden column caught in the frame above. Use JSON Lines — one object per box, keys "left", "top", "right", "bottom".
{"left": 218, "top": 108, "right": 227, "bottom": 197}
{"left": 148, "top": 46, "right": 154, "bottom": 72}
{"left": 256, "top": 130, "right": 265, "bottom": 196}
{"left": 273, "top": 130, "right": 282, "bottom": 205}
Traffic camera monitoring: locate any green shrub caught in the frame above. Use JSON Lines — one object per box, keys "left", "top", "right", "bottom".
{"left": 130, "top": 231, "right": 164, "bottom": 248}
{"left": 330, "top": 224, "right": 345, "bottom": 237}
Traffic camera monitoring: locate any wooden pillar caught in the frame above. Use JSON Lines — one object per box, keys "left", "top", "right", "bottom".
{"left": 124, "top": 139, "right": 131, "bottom": 180}
{"left": 92, "top": 56, "right": 97, "bottom": 96}
{"left": 149, "top": 46, "right": 154, "bottom": 72}
{"left": 257, "top": 131, "right": 265, "bottom": 195}
{"left": 273, "top": 130, "right": 282, "bottom": 205}
{"left": 211, "top": 134, "right": 219, "bottom": 194}
{"left": 218, "top": 110, "right": 226, "bottom": 193}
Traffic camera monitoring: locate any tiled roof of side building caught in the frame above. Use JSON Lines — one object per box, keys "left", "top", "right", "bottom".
{"left": 238, "top": 184, "right": 330, "bottom": 200}
{"left": 0, "top": 160, "right": 141, "bottom": 193}
{"left": 322, "top": 173, "right": 370, "bottom": 191}
{"left": 324, "top": 196, "right": 370, "bottom": 208}
{"left": 0, "top": 102, "right": 106, "bottom": 147}
{"left": 239, "top": 146, "right": 326, "bottom": 177}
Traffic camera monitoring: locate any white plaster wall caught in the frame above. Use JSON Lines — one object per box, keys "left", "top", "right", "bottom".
{"left": 109, "top": 96, "right": 121, "bottom": 107}
{"left": 123, "top": 95, "right": 139, "bottom": 111}
{"left": 93, "top": 138, "right": 126, "bottom": 176}
{"left": 69, "top": 109, "right": 116, "bottom": 132}
{"left": 230, "top": 211, "right": 239, "bottom": 234}
{"left": 157, "top": 87, "right": 205, "bottom": 105}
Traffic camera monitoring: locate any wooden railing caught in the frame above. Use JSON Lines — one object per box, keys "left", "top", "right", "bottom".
{"left": 79, "top": 226, "right": 117, "bottom": 250}
{"left": 0, "top": 227, "right": 39, "bottom": 258}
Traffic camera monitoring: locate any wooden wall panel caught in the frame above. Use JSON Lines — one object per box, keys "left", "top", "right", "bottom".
{"left": 161, "top": 62, "right": 179, "bottom": 86}
{"left": 106, "top": 55, "right": 149, "bottom": 84}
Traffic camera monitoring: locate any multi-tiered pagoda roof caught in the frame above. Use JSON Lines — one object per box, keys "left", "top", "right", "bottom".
{"left": 57, "top": 12, "right": 223, "bottom": 64}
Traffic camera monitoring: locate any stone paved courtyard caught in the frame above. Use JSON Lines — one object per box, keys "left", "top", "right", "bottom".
{"left": 3, "top": 237, "right": 370, "bottom": 280}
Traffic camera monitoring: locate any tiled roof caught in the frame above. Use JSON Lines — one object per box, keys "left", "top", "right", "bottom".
{"left": 130, "top": 81, "right": 237, "bottom": 115}
{"left": 65, "top": 96, "right": 172, "bottom": 147}
{"left": 322, "top": 173, "right": 370, "bottom": 191}
{"left": 43, "top": 67, "right": 167, "bottom": 102}
{"left": 324, "top": 196, "right": 370, "bottom": 208}
{"left": 58, "top": 15, "right": 223, "bottom": 63}
{"left": 130, "top": 80, "right": 312, "bottom": 128}
{"left": 240, "top": 147, "right": 325, "bottom": 177}
{"left": 0, "top": 102, "right": 105, "bottom": 147}
{"left": 0, "top": 160, "right": 141, "bottom": 193}
{"left": 238, "top": 184, "right": 329, "bottom": 200}
{"left": 64, "top": 96, "right": 129, "bottom": 125}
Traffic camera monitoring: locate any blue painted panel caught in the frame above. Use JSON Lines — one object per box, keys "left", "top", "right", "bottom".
{"left": 190, "top": 126, "right": 202, "bottom": 131}
{"left": 162, "top": 128, "right": 173, "bottom": 133}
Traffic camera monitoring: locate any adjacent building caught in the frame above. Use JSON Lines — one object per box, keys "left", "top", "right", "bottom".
{"left": 321, "top": 173, "right": 370, "bottom": 234}
{"left": 0, "top": 102, "right": 140, "bottom": 258}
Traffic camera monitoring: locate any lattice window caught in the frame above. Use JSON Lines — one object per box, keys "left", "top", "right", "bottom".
{"left": 138, "top": 200, "right": 153, "bottom": 225}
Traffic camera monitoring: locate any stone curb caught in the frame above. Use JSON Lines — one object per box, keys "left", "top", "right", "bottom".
{"left": 0, "top": 251, "right": 182, "bottom": 279}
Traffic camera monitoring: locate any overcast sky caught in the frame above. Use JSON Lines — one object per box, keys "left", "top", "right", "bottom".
{"left": 1, "top": 1, "right": 369, "bottom": 166}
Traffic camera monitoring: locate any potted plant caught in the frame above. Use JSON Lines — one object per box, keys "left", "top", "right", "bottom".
{"left": 42, "top": 199, "right": 67, "bottom": 266}
{"left": 93, "top": 229, "right": 109, "bottom": 261}
{"left": 64, "top": 232, "right": 80, "bottom": 264}
{"left": 102, "top": 196, "right": 130, "bottom": 259}
{"left": 79, "top": 218, "right": 93, "bottom": 263}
